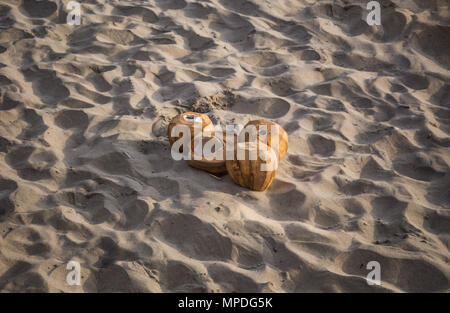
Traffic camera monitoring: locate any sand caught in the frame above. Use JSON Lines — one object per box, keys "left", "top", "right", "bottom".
{"left": 0, "top": 0, "right": 449, "bottom": 292}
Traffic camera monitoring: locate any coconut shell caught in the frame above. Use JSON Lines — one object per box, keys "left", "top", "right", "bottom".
{"left": 226, "top": 141, "right": 277, "bottom": 191}
{"left": 167, "top": 112, "right": 213, "bottom": 151}
{"left": 188, "top": 131, "right": 237, "bottom": 174}
{"left": 188, "top": 136, "right": 227, "bottom": 175}
{"left": 242, "top": 119, "right": 288, "bottom": 160}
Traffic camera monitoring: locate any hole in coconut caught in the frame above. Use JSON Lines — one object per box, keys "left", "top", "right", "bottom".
{"left": 183, "top": 114, "right": 202, "bottom": 123}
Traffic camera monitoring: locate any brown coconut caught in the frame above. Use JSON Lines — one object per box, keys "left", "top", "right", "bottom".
{"left": 226, "top": 141, "right": 277, "bottom": 191}
{"left": 167, "top": 112, "right": 214, "bottom": 151}
{"left": 242, "top": 119, "right": 288, "bottom": 160}
{"left": 188, "top": 136, "right": 227, "bottom": 175}
{"left": 188, "top": 131, "right": 238, "bottom": 174}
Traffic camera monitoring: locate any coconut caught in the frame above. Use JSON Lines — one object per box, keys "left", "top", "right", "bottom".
{"left": 188, "top": 136, "right": 227, "bottom": 175}
{"left": 241, "top": 119, "right": 288, "bottom": 160}
{"left": 167, "top": 112, "right": 213, "bottom": 152}
{"left": 226, "top": 141, "right": 277, "bottom": 191}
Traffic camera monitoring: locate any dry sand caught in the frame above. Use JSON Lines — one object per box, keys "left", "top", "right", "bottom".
{"left": 0, "top": 0, "right": 449, "bottom": 292}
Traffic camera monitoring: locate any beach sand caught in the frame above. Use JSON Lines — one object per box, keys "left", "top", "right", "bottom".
{"left": 0, "top": 0, "right": 449, "bottom": 292}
